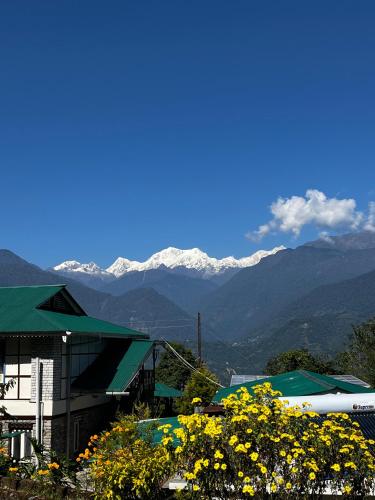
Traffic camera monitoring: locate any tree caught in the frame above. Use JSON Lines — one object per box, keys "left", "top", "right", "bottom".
{"left": 336, "top": 318, "right": 375, "bottom": 387}
{"left": 176, "top": 365, "right": 219, "bottom": 415}
{"left": 265, "top": 349, "right": 336, "bottom": 376}
{"left": 155, "top": 342, "right": 197, "bottom": 390}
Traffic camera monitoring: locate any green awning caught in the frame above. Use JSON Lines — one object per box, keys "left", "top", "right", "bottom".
{"left": 154, "top": 382, "right": 182, "bottom": 398}
{"left": 106, "top": 340, "right": 154, "bottom": 394}
{"left": 213, "top": 370, "right": 374, "bottom": 403}
{"left": 72, "top": 339, "right": 154, "bottom": 394}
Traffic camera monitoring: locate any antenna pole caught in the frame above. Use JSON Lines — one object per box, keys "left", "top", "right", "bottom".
{"left": 197, "top": 312, "right": 202, "bottom": 365}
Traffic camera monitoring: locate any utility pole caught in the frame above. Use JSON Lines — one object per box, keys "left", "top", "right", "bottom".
{"left": 197, "top": 312, "right": 202, "bottom": 365}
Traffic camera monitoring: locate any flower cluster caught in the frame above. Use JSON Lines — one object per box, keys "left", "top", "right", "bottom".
{"left": 159, "top": 382, "right": 375, "bottom": 497}
{"left": 84, "top": 414, "right": 174, "bottom": 500}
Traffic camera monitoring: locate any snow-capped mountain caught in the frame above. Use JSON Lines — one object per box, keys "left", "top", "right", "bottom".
{"left": 106, "top": 257, "right": 141, "bottom": 278}
{"left": 50, "top": 260, "right": 114, "bottom": 289}
{"left": 106, "top": 246, "right": 285, "bottom": 278}
{"left": 52, "top": 246, "right": 285, "bottom": 282}
{"left": 53, "top": 260, "right": 113, "bottom": 277}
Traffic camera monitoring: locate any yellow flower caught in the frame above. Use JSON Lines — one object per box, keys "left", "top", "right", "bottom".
{"left": 309, "top": 472, "right": 316, "bottom": 480}
{"left": 47, "top": 462, "right": 60, "bottom": 470}
{"left": 37, "top": 469, "right": 49, "bottom": 476}
{"left": 221, "top": 463, "right": 227, "bottom": 470}
{"left": 286, "top": 482, "right": 292, "bottom": 490}
{"left": 343, "top": 485, "right": 352, "bottom": 494}
{"left": 238, "top": 471, "right": 244, "bottom": 478}
{"left": 193, "top": 484, "right": 200, "bottom": 491}
{"left": 214, "top": 463, "right": 220, "bottom": 470}
{"left": 8, "top": 467, "right": 18, "bottom": 472}
{"left": 234, "top": 443, "right": 247, "bottom": 453}
{"left": 271, "top": 484, "right": 277, "bottom": 492}
{"left": 250, "top": 452, "right": 258, "bottom": 461}
{"left": 229, "top": 435, "right": 239, "bottom": 446}
{"left": 242, "top": 485, "right": 255, "bottom": 496}
{"left": 331, "top": 464, "right": 340, "bottom": 472}
{"left": 191, "top": 397, "right": 202, "bottom": 404}
{"left": 214, "top": 450, "right": 224, "bottom": 459}
{"left": 184, "top": 472, "right": 196, "bottom": 480}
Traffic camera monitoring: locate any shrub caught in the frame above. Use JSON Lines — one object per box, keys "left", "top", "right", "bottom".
{"left": 81, "top": 412, "right": 174, "bottom": 500}
{"left": 176, "top": 366, "right": 219, "bottom": 415}
{"left": 162, "top": 383, "right": 375, "bottom": 498}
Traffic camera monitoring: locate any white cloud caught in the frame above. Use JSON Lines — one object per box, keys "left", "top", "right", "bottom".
{"left": 247, "top": 189, "right": 366, "bottom": 241}
{"left": 364, "top": 201, "right": 375, "bottom": 232}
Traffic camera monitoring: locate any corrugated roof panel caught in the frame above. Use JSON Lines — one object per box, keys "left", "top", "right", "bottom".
{"left": 154, "top": 382, "right": 182, "bottom": 398}
{"left": 138, "top": 416, "right": 180, "bottom": 446}
{"left": 106, "top": 340, "right": 154, "bottom": 393}
{"left": 329, "top": 374, "right": 371, "bottom": 388}
{"left": 0, "top": 285, "right": 146, "bottom": 339}
{"left": 230, "top": 375, "right": 270, "bottom": 386}
{"left": 213, "top": 370, "right": 373, "bottom": 403}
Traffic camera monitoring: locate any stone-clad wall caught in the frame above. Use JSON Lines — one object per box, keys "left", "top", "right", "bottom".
{"left": 50, "top": 401, "right": 116, "bottom": 456}
{"left": 30, "top": 337, "right": 62, "bottom": 402}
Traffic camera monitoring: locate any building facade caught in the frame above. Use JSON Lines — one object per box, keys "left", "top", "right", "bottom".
{"left": 0, "top": 285, "right": 155, "bottom": 458}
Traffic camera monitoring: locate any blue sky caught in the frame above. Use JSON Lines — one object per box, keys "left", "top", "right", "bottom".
{"left": 1, "top": 1, "right": 375, "bottom": 268}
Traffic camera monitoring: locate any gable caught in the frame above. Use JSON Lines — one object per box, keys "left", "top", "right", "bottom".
{"left": 37, "top": 289, "right": 85, "bottom": 316}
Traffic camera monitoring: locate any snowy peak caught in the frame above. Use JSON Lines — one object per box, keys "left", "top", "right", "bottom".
{"left": 52, "top": 260, "right": 112, "bottom": 277}
{"left": 120, "top": 246, "right": 286, "bottom": 277}
{"left": 106, "top": 257, "right": 141, "bottom": 277}
{"left": 51, "top": 246, "right": 285, "bottom": 282}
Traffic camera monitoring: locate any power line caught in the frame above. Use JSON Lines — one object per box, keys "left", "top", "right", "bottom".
{"left": 123, "top": 318, "right": 194, "bottom": 324}
{"left": 161, "top": 339, "right": 224, "bottom": 388}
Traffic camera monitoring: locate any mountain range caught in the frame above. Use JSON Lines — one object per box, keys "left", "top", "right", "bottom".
{"left": 2, "top": 231, "right": 375, "bottom": 378}
{"left": 0, "top": 250, "right": 195, "bottom": 342}
{"left": 50, "top": 246, "right": 285, "bottom": 287}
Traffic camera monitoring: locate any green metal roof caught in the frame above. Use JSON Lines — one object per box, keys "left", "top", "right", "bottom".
{"left": 0, "top": 285, "right": 146, "bottom": 339}
{"left": 106, "top": 340, "right": 154, "bottom": 393}
{"left": 154, "top": 382, "right": 182, "bottom": 398}
{"left": 138, "top": 416, "right": 181, "bottom": 446}
{"left": 213, "top": 370, "right": 373, "bottom": 403}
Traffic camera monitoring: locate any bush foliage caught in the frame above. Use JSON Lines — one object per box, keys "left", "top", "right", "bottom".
{"left": 83, "top": 383, "right": 375, "bottom": 499}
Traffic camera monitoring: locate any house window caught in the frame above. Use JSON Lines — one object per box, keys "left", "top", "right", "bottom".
{"left": 3, "top": 338, "right": 31, "bottom": 400}
{"left": 73, "top": 420, "right": 80, "bottom": 453}
{"left": 61, "top": 337, "right": 105, "bottom": 398}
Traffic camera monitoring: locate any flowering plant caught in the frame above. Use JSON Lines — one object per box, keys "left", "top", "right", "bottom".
{"left": 83, "top": 411, "right": 174, "bottom": 500}
{"left": 161, "top": 382, "right": 375, "bottom": 498}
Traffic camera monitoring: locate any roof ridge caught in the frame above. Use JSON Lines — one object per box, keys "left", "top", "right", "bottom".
{"left": 298, "top": 370, "right": 335, "bottom": 390}
{"left": 0, "top": 284, "right": 66, "bottom": 289}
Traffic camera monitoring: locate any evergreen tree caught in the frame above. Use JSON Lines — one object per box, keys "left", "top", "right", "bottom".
{"left": 336, "top": 318, "right": 375, "bottom": 386}
{"left": 155, "top": 343, "right": 197, "bottom": 390}
{"left": 176, "top": 365, "right": 219, "bottom": 415}
{"left": 265, "top": 349, "right": 336, "bottom": 376}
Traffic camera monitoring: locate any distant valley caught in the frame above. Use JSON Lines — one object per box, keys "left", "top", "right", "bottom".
{"left": 2, "top": 232, "right": 375, "bottom": 379}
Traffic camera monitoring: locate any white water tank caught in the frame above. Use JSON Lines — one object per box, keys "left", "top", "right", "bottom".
{"left": 279, "top": 393, "right": 375, "bottom": 414}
